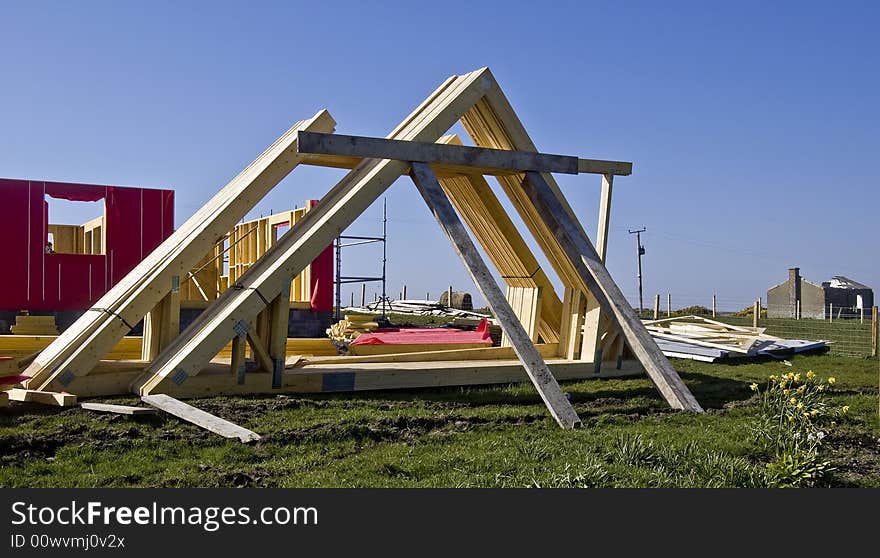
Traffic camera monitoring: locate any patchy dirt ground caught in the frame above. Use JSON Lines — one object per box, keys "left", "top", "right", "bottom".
{"left": 1, "top": 354, "right": 877, "bottom": 487}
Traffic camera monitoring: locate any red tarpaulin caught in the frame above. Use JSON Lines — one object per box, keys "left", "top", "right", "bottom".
{"left": 350, "top": 319, "right": 492, "bottom": 346}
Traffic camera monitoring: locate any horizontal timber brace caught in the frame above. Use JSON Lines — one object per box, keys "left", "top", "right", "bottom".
{"left": 296, "top": 131, "right": 632, "bottom": 176}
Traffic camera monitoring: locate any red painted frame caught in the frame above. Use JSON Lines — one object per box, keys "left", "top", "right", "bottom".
{"left": 0, "top": 178, "right": 174, "bottom": 311}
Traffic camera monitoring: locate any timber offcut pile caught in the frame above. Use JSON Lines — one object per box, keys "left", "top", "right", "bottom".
{"left": 341, "top": 299, "right": 490, "bottom": 319}
{"left": 643, "top": 315, "right": 827, "bottom": 362}
{"left": 326, "top": 314, "right": 380, "bottom": 343}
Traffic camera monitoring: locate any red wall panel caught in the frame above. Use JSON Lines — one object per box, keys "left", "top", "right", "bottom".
{"left": 307, "top": 199, "right": 334, "bottom": 312}
{"left": 0, "top": 179, "right": 173, "bottom": 312}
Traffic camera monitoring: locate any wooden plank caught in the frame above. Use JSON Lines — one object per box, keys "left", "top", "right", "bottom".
{"left": 245, "top": 329, "right": 274, "bottom": 373}
{"left": 582, "top": 173, "right": 615, "bottom": 368}
{"left": 297, "top": 131, "right": 580, "bottom": 174}
{"left": 141, "top": 394, "right": 260, "bottom": 443}
{"left": 7, "top": 388, "right": 77, "bottom": 407}
{"left": 18, "top": 354, "right": 640, "bottom": 399}
{"left": 231, "top": 334, "right": 246, "bottom": 384}
{"left": 25, "top": 109, "right": 337, "bottom": 392}
{"left": 133, "top": 68, "right": 495, "bottom": 396}
{"left": 300, "top": 149, "right": 632, "bottom": 177}
{"left": 577, "top": 158, "right": 632, "bottom": 176}
{"left": 596, "top": 175, "right": 614, "bottom": 261}
{"left": 502, "top": 286, "right": 541, "bottom": 345}
{"left": 559, "top": 288, "right": 586, "bottom": 359}
{"left": 268, "top": 289, "right": 289, "bottom": 388}
{"left": 142, "top": 281, "right": 181, "bottom": 360}
{"left": 155, "top": 358, "right": 642, "bottom": 399}
{"left": 80, "top": 402, "right": 157, "bottom": 415}
{"left": 520, "top": 171, "right": 703, "bottom": 412}
{"left": 304, "top": 343, "right": 560, "bottom": 365}
{"left": 410, "top": 161, "right": 581, "bottom": 429}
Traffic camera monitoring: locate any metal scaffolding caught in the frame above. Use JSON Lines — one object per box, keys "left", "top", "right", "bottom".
{"left": 334, "top": 198, "right": 389, "bottom": 321}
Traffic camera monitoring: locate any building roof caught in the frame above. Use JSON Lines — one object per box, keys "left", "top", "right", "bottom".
{"left": 766, "top": 276, "right": 823, "bottom": 291}
{"left": 824, "top": 276, "right": 872, "bottom": 290}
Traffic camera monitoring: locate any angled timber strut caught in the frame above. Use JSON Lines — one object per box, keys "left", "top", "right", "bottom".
{"left": 410, "top": 161, "right": 581, "bottom": 428}
{"left": 21, "top": 67, "right": 702, "bottom": 429}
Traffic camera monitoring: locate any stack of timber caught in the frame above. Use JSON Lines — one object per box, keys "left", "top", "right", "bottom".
{"left": 10, "top": 315, "right": 59, "bottom": 336}
{"left": 342, "top": 299, "right": 490, "bottom": 319}
{"left": 643, "top": 315, "right": 827, "bottom": 362}
{"left": 326, "top": 314, "right": 379, "bottom": 343}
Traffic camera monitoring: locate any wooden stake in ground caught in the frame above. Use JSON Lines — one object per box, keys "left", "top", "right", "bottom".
{"left": 871, "top": 305, "right": 878, "bottom": 358}
{"left": 410, "top": 162, "right": 581, "bottom": 429}
{"left": 654, "top": 294, "right": 660, "bottom": 320}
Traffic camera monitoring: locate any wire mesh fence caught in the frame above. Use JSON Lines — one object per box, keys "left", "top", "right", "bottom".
{"left": 631, "top": 293, "right": 878, "bottom": 358}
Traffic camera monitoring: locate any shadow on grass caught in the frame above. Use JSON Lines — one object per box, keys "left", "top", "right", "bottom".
{"left": 225, "top": 370, "right": 756, "bottom": 415}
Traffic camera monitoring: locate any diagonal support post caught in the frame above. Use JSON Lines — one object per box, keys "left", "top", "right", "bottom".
{"left": 520, "top": 171, "right": 703, "bottom": 412}
{"left": 409, "top": 161, "right": 581, "bottom": 429}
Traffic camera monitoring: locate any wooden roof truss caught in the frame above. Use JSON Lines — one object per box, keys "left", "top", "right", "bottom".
{"left": 22, "top": 68, "right": 702, "bottom": 428}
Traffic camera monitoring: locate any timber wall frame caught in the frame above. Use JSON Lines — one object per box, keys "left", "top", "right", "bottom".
{"left": 180, "top": 201, "right": 332, "bottom": 309}
{"left": 21, "top": 68, "right": 702, "bottom": 428}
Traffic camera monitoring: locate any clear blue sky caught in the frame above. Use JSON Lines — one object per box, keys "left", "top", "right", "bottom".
{"left": 2, "top": 1, "right": 877, "bottom": 312}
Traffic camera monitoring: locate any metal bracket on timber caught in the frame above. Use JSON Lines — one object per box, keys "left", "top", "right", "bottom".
{"left": 409, "top": 161, "right": 581, "bottom": 429}
{"left": 519, "top": 171, "right": 703, "bottom": 412}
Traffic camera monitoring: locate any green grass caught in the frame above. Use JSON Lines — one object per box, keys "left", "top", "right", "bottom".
{"left": 1, "top": 354, "right": 877, "bottom": 487}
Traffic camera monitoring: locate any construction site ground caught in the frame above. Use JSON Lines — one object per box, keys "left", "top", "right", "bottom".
{"left": 2, "top": 353, "right": 877, "bottom": 488}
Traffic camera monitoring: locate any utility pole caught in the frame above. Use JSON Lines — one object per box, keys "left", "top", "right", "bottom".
{"left": 628, "top": 227, "right": 646, "bottom": 314}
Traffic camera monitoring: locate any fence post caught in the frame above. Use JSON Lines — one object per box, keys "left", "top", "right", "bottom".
{"left": 830, "top": 302, "right": 833, "bottom": 323}
{"left": 654, "top": 294, "right": 660, "bottom": 320}
{"left": 667, "top": 293, "right": 672, "bottom": 317}
{"left": 872, "top": 306, "right": 878, "bottom": 358}
{"left": 753, "top": 299, "right": 759, "bottom": 328}
{"left": 796, "top": 300, "right": 801, "bottom": 320}
{"left": 712, "top": 294, "right": 716, "bottom": 317}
